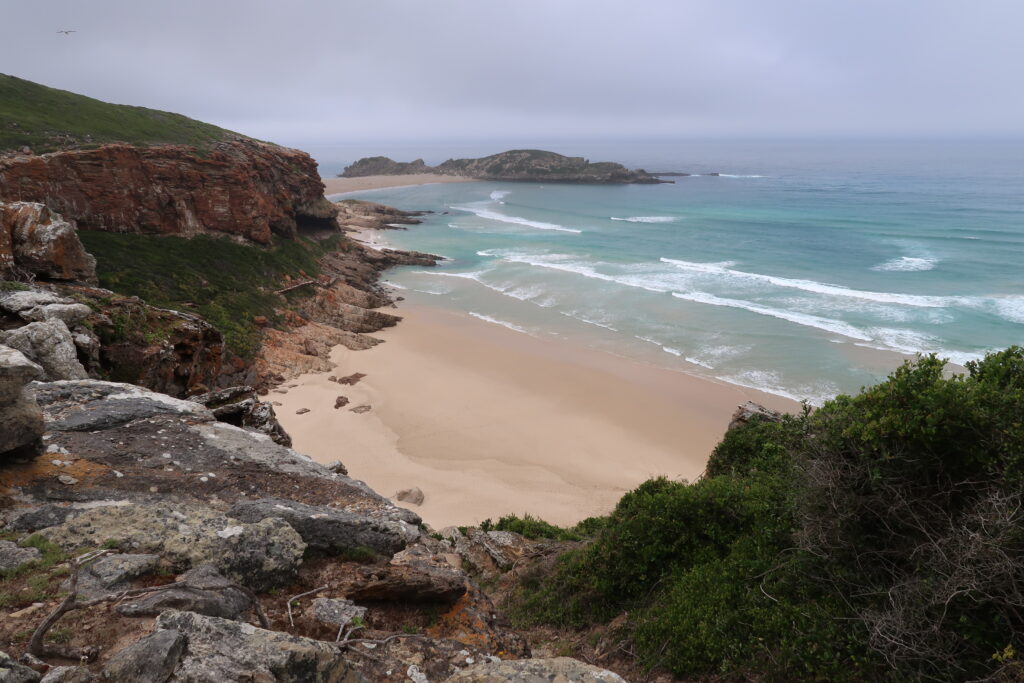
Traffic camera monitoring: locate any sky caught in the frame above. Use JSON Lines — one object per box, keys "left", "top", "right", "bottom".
{"left": 2, "top": 0, "right": 1024, "bottom": 147}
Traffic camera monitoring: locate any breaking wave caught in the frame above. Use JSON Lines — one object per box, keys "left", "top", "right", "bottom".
{"left": 610, "top": 216, "right": 679, "bottom": 223}
{"left": 452, "top": 205, "right": 582, "bottom": 233}
{"left": 871, "top": 256, "right": 938, "bottom": 272}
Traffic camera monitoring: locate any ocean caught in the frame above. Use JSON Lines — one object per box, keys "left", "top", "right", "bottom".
{"left": 315, "top": 140, "right": 1024, "bottom": 404}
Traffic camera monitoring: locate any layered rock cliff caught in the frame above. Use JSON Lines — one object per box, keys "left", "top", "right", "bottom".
{"left": 342, "top": 148, "right": 668, "bottom": 184}
{"left": 0, "top": 140, "right": 337, "bottom": 244}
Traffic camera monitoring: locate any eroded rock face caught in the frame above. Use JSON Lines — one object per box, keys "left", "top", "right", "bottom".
{"left": 188, "top": 385, "right": 291, "bottom": 446}
{"left": 727, "top": 400, "right": 784, "bottom": 431}
{"left": 0, "top": 344, "right": 44, "bottom": 458}
{"left": 0, "top": 141, "right": 336, "bottom": 244}
{"left": 0, "top": 202, "right": 97, "bottom": 283}
{"left": 153, "top": 610, "right": 364, "bottom": 683}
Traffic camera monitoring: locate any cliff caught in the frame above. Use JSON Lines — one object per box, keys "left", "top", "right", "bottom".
{"left": 342, "top": 149, "right": 668, "bottom": 184}
{"left": 0, "top": 141, "right": 337, "bottom": 244}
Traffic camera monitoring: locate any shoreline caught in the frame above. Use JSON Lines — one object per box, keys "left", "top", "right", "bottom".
{"left": 322, "top": 173, "right": 473, "bottom": 195}
{"left": 275, "top": 303, "right": 798, "bottom": 529}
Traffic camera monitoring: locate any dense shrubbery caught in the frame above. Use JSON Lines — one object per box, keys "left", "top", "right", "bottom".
{"left": 508, "top": 348, "right": 1024, "bottom": 681}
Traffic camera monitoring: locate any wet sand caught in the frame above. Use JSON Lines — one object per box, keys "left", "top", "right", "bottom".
{"left": 322, "top": 174, "right": 472, "bottom": 195}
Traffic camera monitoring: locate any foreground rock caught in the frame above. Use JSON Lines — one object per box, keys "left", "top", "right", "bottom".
{"left": 727, "top": 400, "right": 784, "bottom": 431}
{"left": 153, "top": 610, "right": 363, "bottom": 682}
{"left": 39, "top": 503, "right": 305, "bottom": 591}
{"left": 0, "top": 202, "right": 97, "bottom": 283}
{"left": 0, "top": 320, "right": 88, "bottom": 380}
{"left": 0, "top": 345, "right": 44, "bottom": 458}
{"left": 188, "top": 385, "right": 291, "bottom": 446}
{"left": 447, "top": 657, "right": 628, "bottom": 682}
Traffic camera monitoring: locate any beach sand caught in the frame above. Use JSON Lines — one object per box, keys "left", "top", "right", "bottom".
{"left": 322, "top": 174, "right": 472, "bottom": 195}
{"left": 275, "top": 305, "right": 798, "bottom": 529}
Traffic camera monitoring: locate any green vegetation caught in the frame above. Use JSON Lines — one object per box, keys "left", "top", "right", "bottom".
{"left": 0, "top": 73, "right": 242, "bottom": 153}
{"left": 508, "top": 348, "right": 1024, "bottom": 681}
{"left": 79, "top": 231, "right": 340, "bottom": 357}
{"left": 0, "top": 535, "right": 71, "bottom": 609}
{"left": 479, "top": 513, "right": 604, "bottom": 541}
{"left": 0, "top": 281, "right": 30, "bottom": 292}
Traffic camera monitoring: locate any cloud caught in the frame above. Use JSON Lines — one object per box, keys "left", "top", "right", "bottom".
{"left": 2, "top": 0, "right": 1023, "bottom": 146}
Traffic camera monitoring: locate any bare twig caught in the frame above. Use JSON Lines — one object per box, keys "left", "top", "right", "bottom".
{"left": 286, "top": 585, "right": 328, "bottom": 629}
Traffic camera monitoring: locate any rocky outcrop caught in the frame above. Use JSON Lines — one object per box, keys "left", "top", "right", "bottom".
{"left": 447, "top": 657, "right": 628, "bottom": 682}
{"left": 153, "top": 610, "right": 363, "bottom": 682}
{"left": 0, "top": 320, "right": 88, "bottom": 381}
{"left": 0, "top": 141, "right": 336, "bottom": 245}
{"left": 100, "top": 629, "right": 186, "bottom": 683}
{"left": 0, "top": 345, "right": 44, "bottom": 458}
{"left": 334, "top": 199, "right": 426, "bottom": 231}
{"left": 343, "top": 149, "right": 668, "bottom": 184}
{"left": 187, "top": 385, "right": 291, "bottom": 446}
{"left": 0, "top": 203, "right": 96, "bottom": 283}
{"left": 727, "top": 400, "right": 784, "bottom": 431}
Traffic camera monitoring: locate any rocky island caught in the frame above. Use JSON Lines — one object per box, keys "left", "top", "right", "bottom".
{"left": 341, "top": 149, "right": 669, "bottom": 184}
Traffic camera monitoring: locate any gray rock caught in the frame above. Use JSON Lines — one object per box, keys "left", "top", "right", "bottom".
{"left": 0, "top": 290, "right": 69, "bottom": 315}
{"left": 446, "top": 657, "right": 627, "bottom": 682}
{"left": 0, "top": 540, "right": 40, "bottom": 572}
{"left": 324, "top": 460, "right": 348, "bottom": 475}
{"left": 38, "top": 667, "right": 95, "bottom": 683}
{"left": 35, "top": 380, "right": 211, "bottom": 431}
{"left": 101, "top": 629, "right": 185, "bottom": 683}
{"left": 394, "top": 487, "right": 424, "bottom": 506}
{"left": 227, "top": 497, "right": 417, "bottom": 558}
{"left": 311, "top": 597, "right": 366, "bottom": 628}
{"left": 39, "top": 502, "right": 305, "bottom": 591}
{"left": 0, "top": 345, "right": 44, "bottom": 458}
{"left": 727, "top": 400, "right": 783, "bottom": 431}
{"left": 0, "top": 203, "right": 97, "bottom": 283}
{"left": 0, "top": 649, "right": 41, "bottom": 683}
{"left": 19, "top": 303, "right": 92, "bottom": 326}
{"left": 117, "top": 565, "right": 252, "bottom": 620}
{"left": 188, "top": 385, "right": 292, "bottom": 447}
{"left": 11, "top": 505, "right": 76, "bottom": 532}
{"left": 154, "top": 610, "right": 365, "bottom": 682}
{"left": 61, "top": 553, "right": 160, "bottom": 599}
{"left": 0, "top": 320, "right": 87, "bottom": 380}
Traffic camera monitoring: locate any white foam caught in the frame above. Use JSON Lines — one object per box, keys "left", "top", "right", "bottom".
{"left": 452, "top": 205, "right": 582, "bottom": 233}
{"left": 871, "top": 256, "right": 938, "bottom": 272}
{"left": 716, "top": 174, "right": 766, "bottom": 178}
{"left": 721, "top": 370, "right": 836, "bottom": 405}
{"left": 993, "top": 296, "right": 1024, "bottom": 324}
{"left": 610, "top": 216, "right": 679, "bottom": 223}
{"left": 489, "top": 190, "right": 511, "bottom": 200}
{"left": 559, "top": 311, "right": 619, "bottom": 332}
{"left": 670, "top": 290, "right": 873, "bottom": 341}
{"left": 467, "top": 312, "right": 530, "bottom": 334}
{"left": 661, "top": 257, "right": 951, "bottom": 307}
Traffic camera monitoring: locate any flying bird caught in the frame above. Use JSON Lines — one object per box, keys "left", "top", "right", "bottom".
{"left": 56, "top": 30, "right": 76, "bottom": 35}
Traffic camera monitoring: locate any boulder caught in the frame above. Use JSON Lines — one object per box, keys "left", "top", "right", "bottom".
{"left": 394, "top": 487, "right": 424, "bottom": 506}
{"left": 446, "top": 657, "right": 627, "bottom": 682}
{"left": 153, "top": 610, "right": 365, "bottom": 682}
{"left": 0, "top": 344, "right": 44, "bottom": 457}
{"left": 101, "top": 629, "right": 186, "bottom": 683}
{"left": 117, "top": 565, "right": 252, "bottom": 620}
{"left": 227, "top": 497, "right": 418, "bottom": 558}
{"left": 11, "top": 504, "right": 77, "bottom": 532}
{"left": 311, "top": 597, "right": 366, "bottom": 629}
{"left": 0, "top": 540, "right": 41, "bottom": 572}
{"left": 38, "top": 502, "right": 306, "bottom": 591}
{"left": 0, "top": 202, "right": 97, "bottom": 283}
{"left": 0, "top": 320, "right": 88, "bottom": 380}
{"left": 61, "top": 552, "right": 160, "bottom": 599}
{"left": 0, "top": 650, "right": 40, "bottom": 683}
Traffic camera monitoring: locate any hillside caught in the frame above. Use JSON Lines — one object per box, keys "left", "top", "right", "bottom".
{"left": 342, "top": 149, "right": 668, "bottom": 184}
{"left": 0, "top": 73, "right": 242, "bottom": 153}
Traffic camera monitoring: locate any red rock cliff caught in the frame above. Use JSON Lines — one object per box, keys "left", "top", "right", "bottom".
{"left": 0, "top": 140, "right": 336, "bottom": 244}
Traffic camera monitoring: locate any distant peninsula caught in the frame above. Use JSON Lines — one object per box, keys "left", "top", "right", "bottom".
{"left": 340, "top": 149, "right": 670, "bottom": 184}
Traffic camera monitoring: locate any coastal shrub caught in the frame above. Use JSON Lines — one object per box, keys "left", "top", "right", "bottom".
{"left": 79, "top": 231, "right": 336, "bottom": 357}
{"left": 512, "top": 349, "right": 1024, "bottom": 681}
{"left": 481, "top": 513, "right": 582, "bottom": 541}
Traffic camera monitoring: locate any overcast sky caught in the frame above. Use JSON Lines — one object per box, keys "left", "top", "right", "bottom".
{"left": 3, "top": 0, "right": 1024, "bottom": 146}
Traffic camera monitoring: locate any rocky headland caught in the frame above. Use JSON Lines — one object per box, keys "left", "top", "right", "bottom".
{"left": 341, "top": 149, "right": 669, "bottom": 184}
{"left": 1, "top": 76, "right": 628, "bottom": 682}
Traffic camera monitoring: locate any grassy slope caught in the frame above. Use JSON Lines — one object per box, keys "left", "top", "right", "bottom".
{"left": 0, "top": 73, "right": 242, "bottom": 153}
{"left": 78, "top": 232, "right": 341, "bottom": 358}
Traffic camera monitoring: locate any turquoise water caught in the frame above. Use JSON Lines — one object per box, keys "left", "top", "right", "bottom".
{"left": 328, "top": 141, "right": 1024, "bottom": 403}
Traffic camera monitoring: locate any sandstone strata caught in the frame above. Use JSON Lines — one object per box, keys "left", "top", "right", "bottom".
{"left": 0, "top": 141, "right": 336, "bottom": 244}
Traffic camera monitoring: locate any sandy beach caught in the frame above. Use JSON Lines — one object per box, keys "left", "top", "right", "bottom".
{"left": 275, "top": 305, "right": 797, "bottom": 529}
{"left": 322, "top": 174, "right": 473, "bottom": 195}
